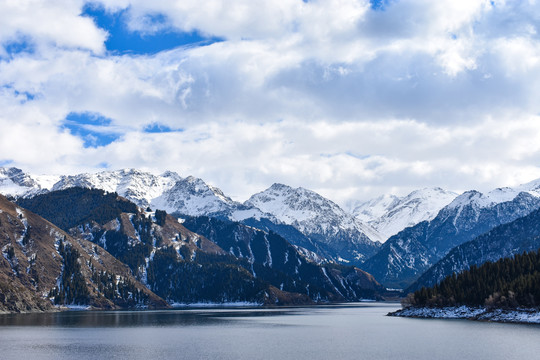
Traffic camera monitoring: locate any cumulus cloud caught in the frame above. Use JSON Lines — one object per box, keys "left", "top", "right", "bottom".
{"left": 1, "top": 0, "right": 540, "bottom": 205}
{"left": 0, "top": 0, "right": 107, "bottom": 56}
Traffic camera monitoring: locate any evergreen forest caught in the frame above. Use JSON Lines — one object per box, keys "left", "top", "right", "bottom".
{"left": 407, "top": 249, "right": 540, "bottom": 309}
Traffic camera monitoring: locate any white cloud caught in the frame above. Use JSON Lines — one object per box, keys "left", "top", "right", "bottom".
{"left": 1, "top": 0, "right": 540, "bottom": 206}
{"left": 0, "top": 0, "right": 107, "bottom": 55}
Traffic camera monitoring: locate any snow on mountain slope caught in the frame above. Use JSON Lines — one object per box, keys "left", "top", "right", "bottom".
{"left": 51, "top": 169, "right": 182, "bottom": 208}
{"left": 4, "top": 165, "right": 540, "bottom": 259}
{"left": 246, "top": 183, "right": 383, "bottom": 243}
{"left": 363, "top": 189, "right": 540, "bottom": 288}
{"left": 151, "top": 175, "right": 250, "bottom": 217}
{"left": 0, "top": 167, "right": 259, "bottom": 220}
{"left": 350, "top": 188, "right": 459, "bottom": 240}
{"left": 481, "top": 178, "right": 540, "bottom": 204}
{"left": 243, "top": 183, "right": 383, "bottom": 263}
{"left": 50, "top": 169, "right": 250, "bottom": 218}
{"left": 349, "top": 194, "right": 400, "bottom": 223}
{"left": 0, "top": 167, "right": 44, "bottom": 198}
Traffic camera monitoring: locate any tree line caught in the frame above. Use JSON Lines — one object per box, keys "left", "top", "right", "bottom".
{"left": 405, "top": 248, "right": 540, "bottom": 309}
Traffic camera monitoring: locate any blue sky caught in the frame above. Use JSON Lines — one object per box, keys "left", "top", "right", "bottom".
{"left": 82, "top": 4, "right": 222, "bottom": 55}
{"left": 1, "top": 0, "right": 540, "bottom": 204}
{"left": 62, "top": 4, "right": 215, "bottom": 147}
{"left": 62, "top": 112, "right": 120, "bottom": 148}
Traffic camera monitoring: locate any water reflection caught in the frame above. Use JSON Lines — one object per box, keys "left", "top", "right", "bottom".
{"left": 0, "top": 304, "right": 538, "bottom": 360}
{"left": 0, "top": 307, "right": 299, "bottom": 328}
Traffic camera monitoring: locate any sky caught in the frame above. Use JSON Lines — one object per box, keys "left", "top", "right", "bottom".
{"left": 2, "top": 0, "right": 540, "bottom": 206}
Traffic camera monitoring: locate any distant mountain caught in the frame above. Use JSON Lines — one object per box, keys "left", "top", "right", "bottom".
{"left": 7, "top": 166, "right": 540, "bottom": 279}
{"left": 0, "top": 194, "right": 167, "bottom": 312}
{"left": 362, "top": 190, "right": 540, "bottom": 288}
{"left": 349, "top": 188, "right": 458, "bottom": 240}
{"left": 50, "top": 172, "right": 384, "bottom": 265}
{"left": 4, "top": 167, "right": 236, "bottom": 217}
{"left": 0, "top": 167, "right": 45, "bottom": 198}
{"left": 151, "top": 175, "right": 253, "bottom": 218}
{"left": 3, "top": 167, "right": 259, "bottom": 221}
{"left": 51, "top": 168, "right": 182, "bottom": 209}
{"left": 244, "top": 183, "right": 382, "bottom": 264}
{"left": 406, "top": 206, "right": 540, "bottom": 293}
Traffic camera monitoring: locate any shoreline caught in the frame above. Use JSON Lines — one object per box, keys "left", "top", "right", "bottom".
{"left": 388, "top": 305, "right": 540, "bottom": 324}
{"left": 0, "top": 299, "right": 384, "bottom": 315}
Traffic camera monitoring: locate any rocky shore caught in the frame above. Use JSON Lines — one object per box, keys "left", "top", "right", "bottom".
{"left": 389, "top": 305, "right": 540, "bottom": 324}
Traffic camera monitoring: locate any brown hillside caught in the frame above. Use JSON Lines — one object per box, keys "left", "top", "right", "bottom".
{"left": 0, "top": 195, "right": 168, "bottom": 313}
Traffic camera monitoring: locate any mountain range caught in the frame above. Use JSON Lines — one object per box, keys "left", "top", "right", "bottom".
{"left": 406, "top": 204, "right": 540, "bottom": 293}
{"left": 1, "top": 168, "right": 391, "bottom": 264}
{"left": 10, "top": 187, "right": 383, "bottom": 309}
{"left": 362, "top": 183, "right": 540, "bottom": 288}
{"left": 3, "top": 166, "right": 540, "bottom": 296}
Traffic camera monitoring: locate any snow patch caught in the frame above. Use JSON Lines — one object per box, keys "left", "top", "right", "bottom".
{"left": 350, "top": 188, "right": 459, "bottom": 240}
{"left": 390, "top": 306, "right": 540, "bottom": 324}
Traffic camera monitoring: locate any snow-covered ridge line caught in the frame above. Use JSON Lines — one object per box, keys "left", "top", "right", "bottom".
{"left": 349, "top": 187, "right": 459, "bottom": 240}
{"left": 4, "top": 166, "right": 540, "bottom": 247}
{"left": 389, "top": 306, "right": 540, "bottom": 324}
{"left": 246, "top": 182, "right": 383, "bottom": 243}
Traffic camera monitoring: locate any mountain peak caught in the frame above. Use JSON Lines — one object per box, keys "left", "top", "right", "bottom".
{"left": 151, "top": 175, "right": 241, "bottom": 216}
{"left": 0, "top": 167, "right": 37, "bottom": 186}
{"left": 269, "top": 182, "right": 291, "bottom": 190}
{"left": 351, "top": 187, "right": 459, "bottom": 240}
{"left": 246, "top": 183, "right": 383, "bottom": 251}
{"left": 160, "top": 170, "right": 182, "bottom": 180}
{"left": 0, "top": 167, "right": 42, "bottom": 197}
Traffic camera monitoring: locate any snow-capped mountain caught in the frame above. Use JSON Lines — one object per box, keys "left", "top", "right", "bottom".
{"left": 51, "top": 168, "right": 182, "bottom": 208}
{"left": 407, "top": 205, "right": 540, "bottom": 293}
{"left": 349, "top": 188, "right": 459, "bottom": 240}
{"left": 362, "top": 189, "right": 540, "bottom": 288}
{"left": 0, "top": 168, "right": 382, "bottom": 264}
{"left": 0, "top": 167, "right": 46, "bottom": 198}
{"left": 52, "top": 169, "right": 258, "bottom": 218}
{"left": 443, "top": 177, "right": 540, "bottom": 210}
{"left": 5, "top": 165, "right": 540, "bottom": 275}
{"left": 151, "top": 175, "right": 251, "bottom": 217}
{"left": 18, "top": 187, "right": 384, "bottom": 304}
{"left": 244, "top": 183, "right": 383, "bottom": 263}
{"left": 1, "top": 167, "right": 243, "bottom": 218}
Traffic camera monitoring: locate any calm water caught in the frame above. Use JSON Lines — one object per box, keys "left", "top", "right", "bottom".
{"left": 0, "top": 303, "right": 538, "bottom": 360}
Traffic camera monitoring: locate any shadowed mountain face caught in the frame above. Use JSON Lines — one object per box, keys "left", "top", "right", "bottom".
{"left": 406, "top": 206, "right": 540, "bottom": 293}
{"left": 362, "top": 191, "right": 540, "bottom": 288}
{"left": 244, "top": 183, "right": 382, "bottom": 264}
{"left": 181, "top": 215, "right": 383, "bottom": 301}
{"left": 0, "top": 194, "right": 168, "bottom": 313}
{"left": 18, "top": 189, "right": 281, "bottom": 305}
{"left": 17, "top": 188, "right": 384, "bottom": 305}
{"left": 3, "top": 168, "right": 384, "bottom": 266}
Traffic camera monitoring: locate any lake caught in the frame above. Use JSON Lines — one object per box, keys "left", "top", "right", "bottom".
{"left": 0, "top": 303, "right": 538, "bottom": 360}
